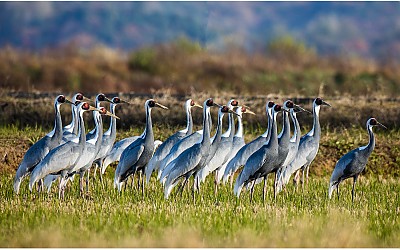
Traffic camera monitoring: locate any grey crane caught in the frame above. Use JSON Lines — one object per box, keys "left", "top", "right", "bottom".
{"left": 163, "top": 98, "right": 221, "bottom": 199}
{"left": 29, "top": 102, "right": 100, "bottom": 198}
{"left": 195, "top": 99, "right": 239, "bottom": 189}
{"left": 328, "top": 118, "right": 386, "bottom": 202}
{"left": 63, "top": 93, "right": 89, "bottom": 137}
{"left": 275, "top": 103, "right": 310, "bottom": 194}
{"left": 234, "top": 104, "right": 282, "bottom": 201}
{"left": 215, "top": 106, "right": 256, "bottom": 185}
{"left": 222, "top": 101, "right": 275, "bottom": 185}
{"left": 145, "top": 99, "right": 202, "bottom": 183}
{"left": 278, "top": 97, "right": 331, "bottom": 189}
{"left": 156, "top": 111, "right": 212, "bottom": 182}
{"left": 114, "top": 99, "right": 168, "bottom": 192}
{"left": 43, "top": 106, "right": 118, "bottom": 193}
{"left": 192, "top": 104, "right": 238, "bottom": 192}
{"left": 93, "top": 96, "right": 130, "bottom": 179}
{"left": 13, "top": 95, "right": 73, "bottom": 194}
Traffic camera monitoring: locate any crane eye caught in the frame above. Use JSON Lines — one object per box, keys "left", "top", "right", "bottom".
{"left": 206, "top": 99, "right": 213, "bottom": 107}
{"left": 241, "top": 107, "right": 246, "bottom": 112}
{"left": 57, "top": 95, "right": 65, "bottom": 103}
{"left": 76, "top": 93, "right": 83, "bottom": 101}
{"left": 231, "top": 100, "right": 238, "bottom": 106}
{"left": 113, "top": 97, "right": 120, "bottom": 103}
{"left": 99, "top": 107, "right": 107, "bottom": 114}
{"left": 98, "top": 94, "right": 105, "bottom": 101}
{"left": 370, "top": 118, "right": 377, "bottom": 125}
{"left": 315, "top": 98, "right": 323, "bottom": 105}
{"left": 148, "top": 100, "right": 155, "bottom": 107}
{"left": 274, "top": 105, "right": 281, "bottom": 112}
{"left": 287, "top": 101, "right": 294, "bottom": 108}
{"left": 82, "top": 102, "right": 90, "bottom": 110}
{"left": 190, "top": 100, "right": 195, "bottom": 106}
{"left": 268, "top": 101, "right": 275, "bottom": 108}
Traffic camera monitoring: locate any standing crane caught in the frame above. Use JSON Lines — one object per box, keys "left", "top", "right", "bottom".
{"left": 29, "top": 102, "right": 100, "bottom": 199}
{"left": 145, "top": 99, "right": 202, "bottom": 183}
{"left": 13, "top": 95, "right": 73, "bottom": 194}
{"left": 234, "top": 104, "right": 282, "bottom": 202}
{"left": 329, "top": 118, "right": 386, "bottom": 202}
{"left": 278, "top": 97, "right": 331, "bottom": 190}
{"left": 93, "top": 96, "right": 130, "bottom": 179}
{"left": 275, "top": 103, "right": 311, "bottom": 194}
{"left": 114, "top": 99, "right": 168, "bottom": 193}
{"left": 222, "top": 101, "right": 275, "bottom": 186}
{"left": 162, "top": 98, "right": 221, "bottom": 199}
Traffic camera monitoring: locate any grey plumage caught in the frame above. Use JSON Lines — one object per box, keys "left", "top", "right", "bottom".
{"left": 234, "top": 104, "right": 282, "bottom": 201}
{"left": 29, "top": 102, "right": 99, "bottom": 198}
{"left": 163, "top": 98, "right": 220, "bottom": 199}
{"left": 145, "top": 99, "right": 202, "bottom": 183}
{"left": 222, "top": 101, "right": 275, "bottom": 184}
{"left": 114, "top": 99, "right": 168, "bottom": 191}
{"left": 13, "top": 95, "right": 72, "bottom": 194}
{"left": 328, "top": 118, "right": 386, "bottom": 202}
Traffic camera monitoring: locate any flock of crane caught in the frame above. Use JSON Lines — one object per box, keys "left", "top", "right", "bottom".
{"left": 13, "top": 93, "right": 386, "bottom": 203}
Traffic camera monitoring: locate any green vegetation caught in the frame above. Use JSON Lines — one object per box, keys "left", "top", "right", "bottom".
{"left": 0, "top": 96, "right": 399, "bottom": 247}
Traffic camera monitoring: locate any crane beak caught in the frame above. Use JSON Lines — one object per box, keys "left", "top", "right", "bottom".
{"left": 228, "top": 109, "right": 241, "bottom": 117}
{"left": 88, "top": 106, "right": 101, "bottom": 112}
{"left": 120, "top": 99, "right": 131, "bottom": 104}
{"left": 65, "top": 99, "right": 74, "bottom": 105}
{"left": 245, "top": 110, "right": 256, "bottom": 116}
{"left": 82, "top": 96, "right": 92, "bottom": 102}
{"left": 377, "top": 121, "right": 387, "bottom": 129}
{"left": 155, "top": 103, "right": 169, "bottom": 110}
{"left": 194, "top": 103, "right": 203, "bottom": 109}
{"left": 213, "top": 103, "right": 222, "bottom": 108}
{"left": 104, "top": 110, "right": 120, "bottom": 120}
{"left": 294, "top": 104, "right": 312, "bottom": 114}
{"left": 322, "top": 101, "right": 332, "bottom": 107}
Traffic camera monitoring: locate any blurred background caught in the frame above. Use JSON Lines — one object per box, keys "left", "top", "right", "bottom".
{"left": 0, "top": 1, "right": 400, "bottom": 96}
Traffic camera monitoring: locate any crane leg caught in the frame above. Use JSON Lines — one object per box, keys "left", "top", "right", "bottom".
{"left": 337, "top": 182, "right": 340, "bottom": 201}
{"left": 141, "top": 170, "right": 145, "bottom": 198}
{"left": 178, "top": 177, "right": 189, "bottom": 197}
{"left": 274, "top": 171, "right": 278, "bottom": 201}
{"left": 294, "top": 169, "right": 300, "bottom": 189}
{"left": 214, "top": 171, "right": 218, "bottom": 197}
{"left": 352, "top": 176, "right": 358, "bottom": 203}
{"left": 306, "top": 165, "right": 310, "bottom": 185}
{"left": 262, "top": 177, "right": 267, "bottom": 204}
{"left": 86, "top": 169, "right": 90, "bottom": 193}
{"left": 301, "top": 167, "right": 306, "bottom": 191}
{"left": 230, "top": 175, "right": 234, "bottom": 188}
{"left": 250, "top": 180, "right": 256, "bottom": 203}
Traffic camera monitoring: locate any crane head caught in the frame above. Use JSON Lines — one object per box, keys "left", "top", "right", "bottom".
{"left": 73, "top": 93, "right": 91, "bottom": 103}
{"left": 56, "top": 95, "right": 73, "bottom": 105}
{"left": 240, "top": 106, "right": 256, "bottom": 116}
{"left": 315, "top": 97, "right": 331, "bottom": 107}
{"left": 147, "top": 99, "right": 168, "bottom": 110}
{"left": 368, "top": 118, "right": 387, "bottom": 129}
{"left": 268, "top": 101, "right": 275, "bottom": 108}
{"left": 273, "top": 104, "right": 282, "bottom": 113}
{"left": 112, "top": 97, "right": 130, "bottom": 104}
{"left": 205, "top": 98, "right": 221, "bottom": 108}
{"left": 190, "top": 99, "right": 202, "bottom": 109}
{"left": 99, "top": 107, "right": 120, "bottom": 119}
{"left": 97, "top": 93, "right": 113, "bottom": 103}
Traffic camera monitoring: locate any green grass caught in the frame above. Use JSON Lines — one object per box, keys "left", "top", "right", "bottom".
{"left": 0, "top": 172, "right": 399, "bottom": 247}
{"left": 0, "top": 125, "right": 399, "bottom": 247}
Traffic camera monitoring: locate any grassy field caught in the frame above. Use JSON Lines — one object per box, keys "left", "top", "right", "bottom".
{"left": 0, "top": 122, "right": 399, "bottom": 247}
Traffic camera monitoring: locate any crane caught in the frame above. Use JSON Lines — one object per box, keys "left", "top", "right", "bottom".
{"left": 145, "top": 99, "right": 202, "bottom": 183}
{"left": 278, "top": 97, "right": 331, "bottom": 190}
{"left": 234, "top": 103, "right": 282, "bottom": 202}
{"left": 114, "top": 99, "right": 168, "bottom": 193}
{"left": 162, "top": 98, "right": 221, "bottom": 199}
{"left": 13, "top": 95, "right": 73, "bottom": 194}
{"left": 222, "top": 101, "right": 275, "bottom": 186}
{"left": 329, "top": 118, "right": 386, "bottom": 202}
{"left": 29, "top": 102, "right": 100, "bottom": 199}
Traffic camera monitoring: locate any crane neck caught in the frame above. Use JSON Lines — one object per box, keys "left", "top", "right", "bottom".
{"left": 235, "top": 112, "right": 243, "bottom": 138}
{"left": 91, "top": 111, "right": 103, "bottom": 148}
{"left": 308, "top": 104, "right": 321, "bottom": 139}
{"left": 212, "top": 111, "right": 225, "bottom": 145}
{"left": 262, "top": 109, "right": 272, "bottom": 138}
{"left": 268, "top": 112, "right": 279, "bottom": 147}
{"left": 222, "top": 112, "right": 235, "bottom": 138}
{"left": 143, "top": 106, "right": 154, "bottom": 144}
{"left": 201, "top": 106, "right": 212, "bottom": 147}
{"left": 105, "top": 103, "right": 117, "bottom": 137}
{"left": 361, "top": 125, "right": 375, "bottom": 155}
{"left": 182, "top": 106, "right": 193, "bottom": 135}
{"left": 71, "top": 104, "right": 79, "bottom": 135}
{"left": 77, "top": 109, "right": 87, "bottom": 146}
{"left": 48, "top": 102, "right": 63, "bottom": 141}
{"left": 64, "top": 103, "right": 76, "bottom": 131}
{"left": 278, "top": 110, "right": 290, "bottom": 140}
{"left": 290, "top": 111, "right": 301, "bottom": 143}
